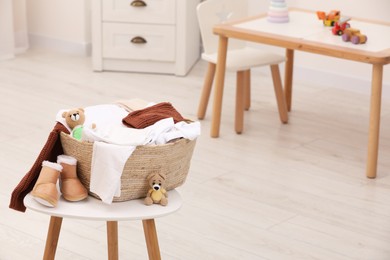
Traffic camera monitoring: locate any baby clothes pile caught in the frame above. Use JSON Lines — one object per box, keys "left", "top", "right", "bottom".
{"left": 56, "top": 100, "right": 200, "bottom": 204}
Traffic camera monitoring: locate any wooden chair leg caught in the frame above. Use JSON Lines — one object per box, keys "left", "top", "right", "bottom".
{"left": 270, "top": 64, "right": 289, "bottom": 123}
{"left": 143, "top": 219, "right": 161, "bottom": 260}
{"left": 197, "top": 62, "right": 216, "bottom": 119}
{"left": 284, "top": 49, "right": 294, "bottom": 112}
{"left": 43, "top": 216, "right": 63, "bottom": 260}
{"left": 243, "top": 70, "right": 251, "bottom": 111}
{"left": 235, "top": 71, "right": 245, "bottom": 134}
{"left": 107, "top": 221, "right": 119, "bottom": 260}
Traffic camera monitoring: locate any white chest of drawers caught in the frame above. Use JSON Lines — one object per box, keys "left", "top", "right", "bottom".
{"left": 92, "top": 0, "right": 200, "bottom": 76}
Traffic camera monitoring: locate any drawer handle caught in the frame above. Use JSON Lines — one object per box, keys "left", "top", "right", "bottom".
{"left": 131, "top": 36, "right": 147, "bottom": 44}
{"left": 130, "top": 0, "right": 147, "bottom": 7}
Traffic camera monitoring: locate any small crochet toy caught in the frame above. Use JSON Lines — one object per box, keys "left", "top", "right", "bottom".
{"left": 62, "top": 108, "right": 95, "bottom": 140}
{"left": 144, "top": 172, "right": 168, "bottom": 206}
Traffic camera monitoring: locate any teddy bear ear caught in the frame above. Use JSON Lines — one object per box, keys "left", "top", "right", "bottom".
{"left": 62, "top": 111, "right": 67, "bottom": 118}
{"left": 158, "top": 173, "right": 167, "bottom": 181}
{"left": 79, "top": 108, "right": 84, "bottom": 112}
{"left": 147, "top": 172, "right": 156, "bottom": 180}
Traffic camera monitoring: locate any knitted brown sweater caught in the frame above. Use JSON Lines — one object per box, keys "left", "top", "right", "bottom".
{"left": 122, "top": 102, "right": 185, "bottom": 129}
{"left": 9, "top": 122, "right": 69, "bottom": 212}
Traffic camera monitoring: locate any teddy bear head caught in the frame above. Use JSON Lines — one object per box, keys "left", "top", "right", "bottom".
{"left": 62, "top": 108, "right": 85, "bottom": 130}
{"left": 147, "top": 172, "right": 167, "bottom": 191}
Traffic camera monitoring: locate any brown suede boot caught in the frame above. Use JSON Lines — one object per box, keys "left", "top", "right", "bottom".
{"left": 31, "top": 161, "right": 62, "bottom": 207}
{"left": 57, "top": 155, "right": 88, "bottom": 201}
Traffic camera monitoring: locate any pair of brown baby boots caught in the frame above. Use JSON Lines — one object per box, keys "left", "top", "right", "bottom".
{"left": 31, "top": 155, "right": 88, "bottom": 207}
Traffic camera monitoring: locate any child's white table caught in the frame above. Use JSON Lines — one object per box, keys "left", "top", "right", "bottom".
{"left": 211, "top": 9, "right": 390, "bottom": 178}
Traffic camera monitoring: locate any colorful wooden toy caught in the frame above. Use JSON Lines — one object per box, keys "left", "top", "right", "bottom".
{"left": 317, "top": 10, "right": 340, "bottom": 26}
{"left": 342, "top": 28, "right": 368, "bottom": 44}
{"left": 332, "top": 17, "right": 351, "bottom": 35}
{"left": 268, "top": 0, "right": 289, "bottom": 23}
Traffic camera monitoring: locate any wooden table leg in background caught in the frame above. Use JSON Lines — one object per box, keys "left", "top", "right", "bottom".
{"left": 43, "top": 216, "right": 63, "bottom": 260}
{"left": 235, "top": 71, "right": 245, "bottom": 134}
{"left": 107, "top": 221, "right": 119, "bottom": 260}
{"left": 211, "top": 35, "right": 229, "bottom": 138}
{"left": 143, "top": 219, "right": 161, "bottom": 260}
{"left": 284, "top": 49, "right": 294, "bottom": 112}
{"left": 244, "top": 69, "right": 251, "bottom": 111}
{"left": 366, "top": 63, "right": 384, "bottom": 179}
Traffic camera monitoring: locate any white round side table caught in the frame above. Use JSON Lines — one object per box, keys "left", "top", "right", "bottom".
{"left": 24, "top": 190, "right": 182, "bottom": 260}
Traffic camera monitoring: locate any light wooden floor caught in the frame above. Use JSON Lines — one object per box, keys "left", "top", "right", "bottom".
{"left": 1, "top": 48, "right": 390, "bottom": 260}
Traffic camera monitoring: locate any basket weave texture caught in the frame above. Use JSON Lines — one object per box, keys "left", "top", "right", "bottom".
{"left": 60, "top": 132, "right": 196, "bottom": 202}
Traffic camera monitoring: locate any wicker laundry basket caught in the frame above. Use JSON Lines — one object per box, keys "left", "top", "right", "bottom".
{"left": 60, "top": 132, "right": 196, "bottom": 202}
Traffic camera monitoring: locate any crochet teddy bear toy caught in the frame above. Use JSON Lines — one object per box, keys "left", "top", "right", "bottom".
{"left": 62, "top": 108, "right": 95, "bottom": 140}
{"left": 144, "top": 172, "right": 168, "bottom": 206}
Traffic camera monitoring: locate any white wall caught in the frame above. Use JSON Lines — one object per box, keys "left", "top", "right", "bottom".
{"left": 12, "top": 0, "right": 29, "bottom": 53}
{"left": 0, "top": 0, "right": 15, "bottom": 60}
{"left": 25, "top": 0, "right": 390, "bottom": 88}
{"left": 26, "top": 0, "right": 91, "bottom": 55}
{"left": 289, "top": 0, "right": 390, "bottom": 21}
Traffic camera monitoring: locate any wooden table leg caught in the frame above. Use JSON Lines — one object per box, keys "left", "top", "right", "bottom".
{"left": 107, "top": 221, "right": 119, "bottom": 260}
{"left": 43, "top": 216, "right": 62, "bottom": 260}
{"left": 244, "top": 69, "right": 251, "bottom": 111}
{"left": 284, "top": 49, "right": 294, "bottom": 112}
{"left": 366, "top": 64, "right": 384, "bottom": 178}
{"left": 143, "top": 219, "right": 161, "bottom": 260}
{"left": 235, "top": 71, "right": 245, "bottom": 134}
{"left": 210, "top": 35, "right": 228, "bottom": 138}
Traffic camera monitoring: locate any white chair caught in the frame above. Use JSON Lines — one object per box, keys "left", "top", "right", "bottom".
{"left": 197, "top": 0, "right": 289, "bottom": 134}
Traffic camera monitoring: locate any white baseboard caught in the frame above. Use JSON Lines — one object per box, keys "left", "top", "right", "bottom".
{"left": 0, "top": 54, "right": 15, "bottom": 61}
{"left": 14, "top": 31, "right": 29, "bottom": 54}
{"left": 29, "top": 34, "right": 91, "bottom": 56}
{"left": 291, "top": 66, "right": 390, "bottom": 101}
